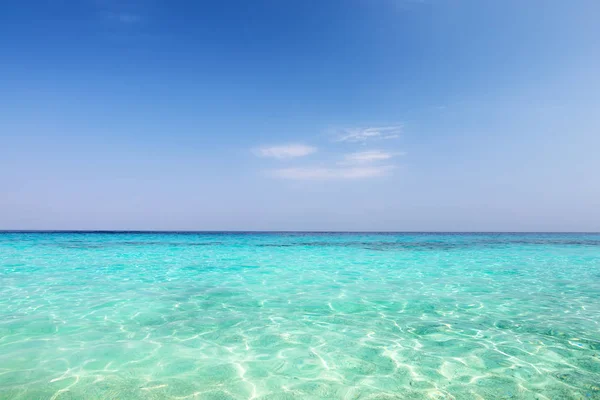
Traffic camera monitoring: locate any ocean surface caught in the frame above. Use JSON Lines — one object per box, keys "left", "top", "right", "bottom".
{"left": 0, "top": 232, "right": 599, "bottom": 400}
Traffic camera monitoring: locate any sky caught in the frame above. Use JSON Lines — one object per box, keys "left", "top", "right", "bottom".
{"left": 1, "top": 0, "right": 599, "bottom": 231}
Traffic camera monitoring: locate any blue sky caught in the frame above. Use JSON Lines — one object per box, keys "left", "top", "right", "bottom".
{"left": 1, "top": 0, "right": 599, "bottom": 231}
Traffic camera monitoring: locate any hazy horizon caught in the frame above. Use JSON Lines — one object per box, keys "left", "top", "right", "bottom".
{"left": 2, "top": 0, "right": 599, "bottom": 232}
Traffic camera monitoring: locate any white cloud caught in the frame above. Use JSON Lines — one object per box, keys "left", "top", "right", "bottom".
{"left": 254, "top": 144, "right": 317, "bottom": 159}
{"left": 272, "top": 165, "right": 394, "bottom": 180}
{"left": 340, "top": 150, "right": 405, "bottom": 165}
{"left": 335, "top": 126, "right": 402, "bottom": 143}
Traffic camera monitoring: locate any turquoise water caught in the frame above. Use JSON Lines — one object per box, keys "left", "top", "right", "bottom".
{"left": 1, "top": 233, "right": 599, "bottom": 399}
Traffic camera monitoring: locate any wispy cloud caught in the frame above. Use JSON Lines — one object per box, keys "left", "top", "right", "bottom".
{"left": 254, "top": 144, "right": 317, "bottom": 159}
{"left": 272, "top": 165, "right": 394, "bottom": 180}
{"left": 334, "top": 126, "right": 402, "bottom": 143}
{"left": 339, "top": 150, "right": 404, "bottom": 165}
{"left": 256, "top": 126, "right": 404, "bottom": 180}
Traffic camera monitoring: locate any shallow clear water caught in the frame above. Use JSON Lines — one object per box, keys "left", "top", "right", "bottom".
{"left": 1, "top": 232, "right": 599, "bottom": 399}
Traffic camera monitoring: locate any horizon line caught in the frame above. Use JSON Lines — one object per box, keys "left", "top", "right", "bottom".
{"left": 0, "top": 230, "right": 598, "bottom": 234}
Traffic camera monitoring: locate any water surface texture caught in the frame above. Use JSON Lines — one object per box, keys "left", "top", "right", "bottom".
{"left": 1, "top": 232, "right": 599, "bottom": 399}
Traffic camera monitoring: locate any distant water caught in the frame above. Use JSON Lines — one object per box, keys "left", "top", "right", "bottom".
{"left": 1, "top": 232, "right": 599, "bottom": 399}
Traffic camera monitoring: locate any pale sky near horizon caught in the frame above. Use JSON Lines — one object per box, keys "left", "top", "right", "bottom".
{"left": 1, "top": 0, "right": 599, "bottom": 231}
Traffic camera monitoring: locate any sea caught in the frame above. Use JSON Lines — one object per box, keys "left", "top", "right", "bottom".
{"left": 1, "top": 232, "right": 599, "bottom": 399}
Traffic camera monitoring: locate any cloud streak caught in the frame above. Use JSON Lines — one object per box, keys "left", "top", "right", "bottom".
{"left": 339, "top": 150, "right": 404, "bottom": 165}
{"left": 272, "top": 165, "right": 394, "bottom": 180}
{"left": 334, "top": 126, "right": 402, "bottom": 143}
{"left": 254, "top": 144, "right": 317, "bottom": 159}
